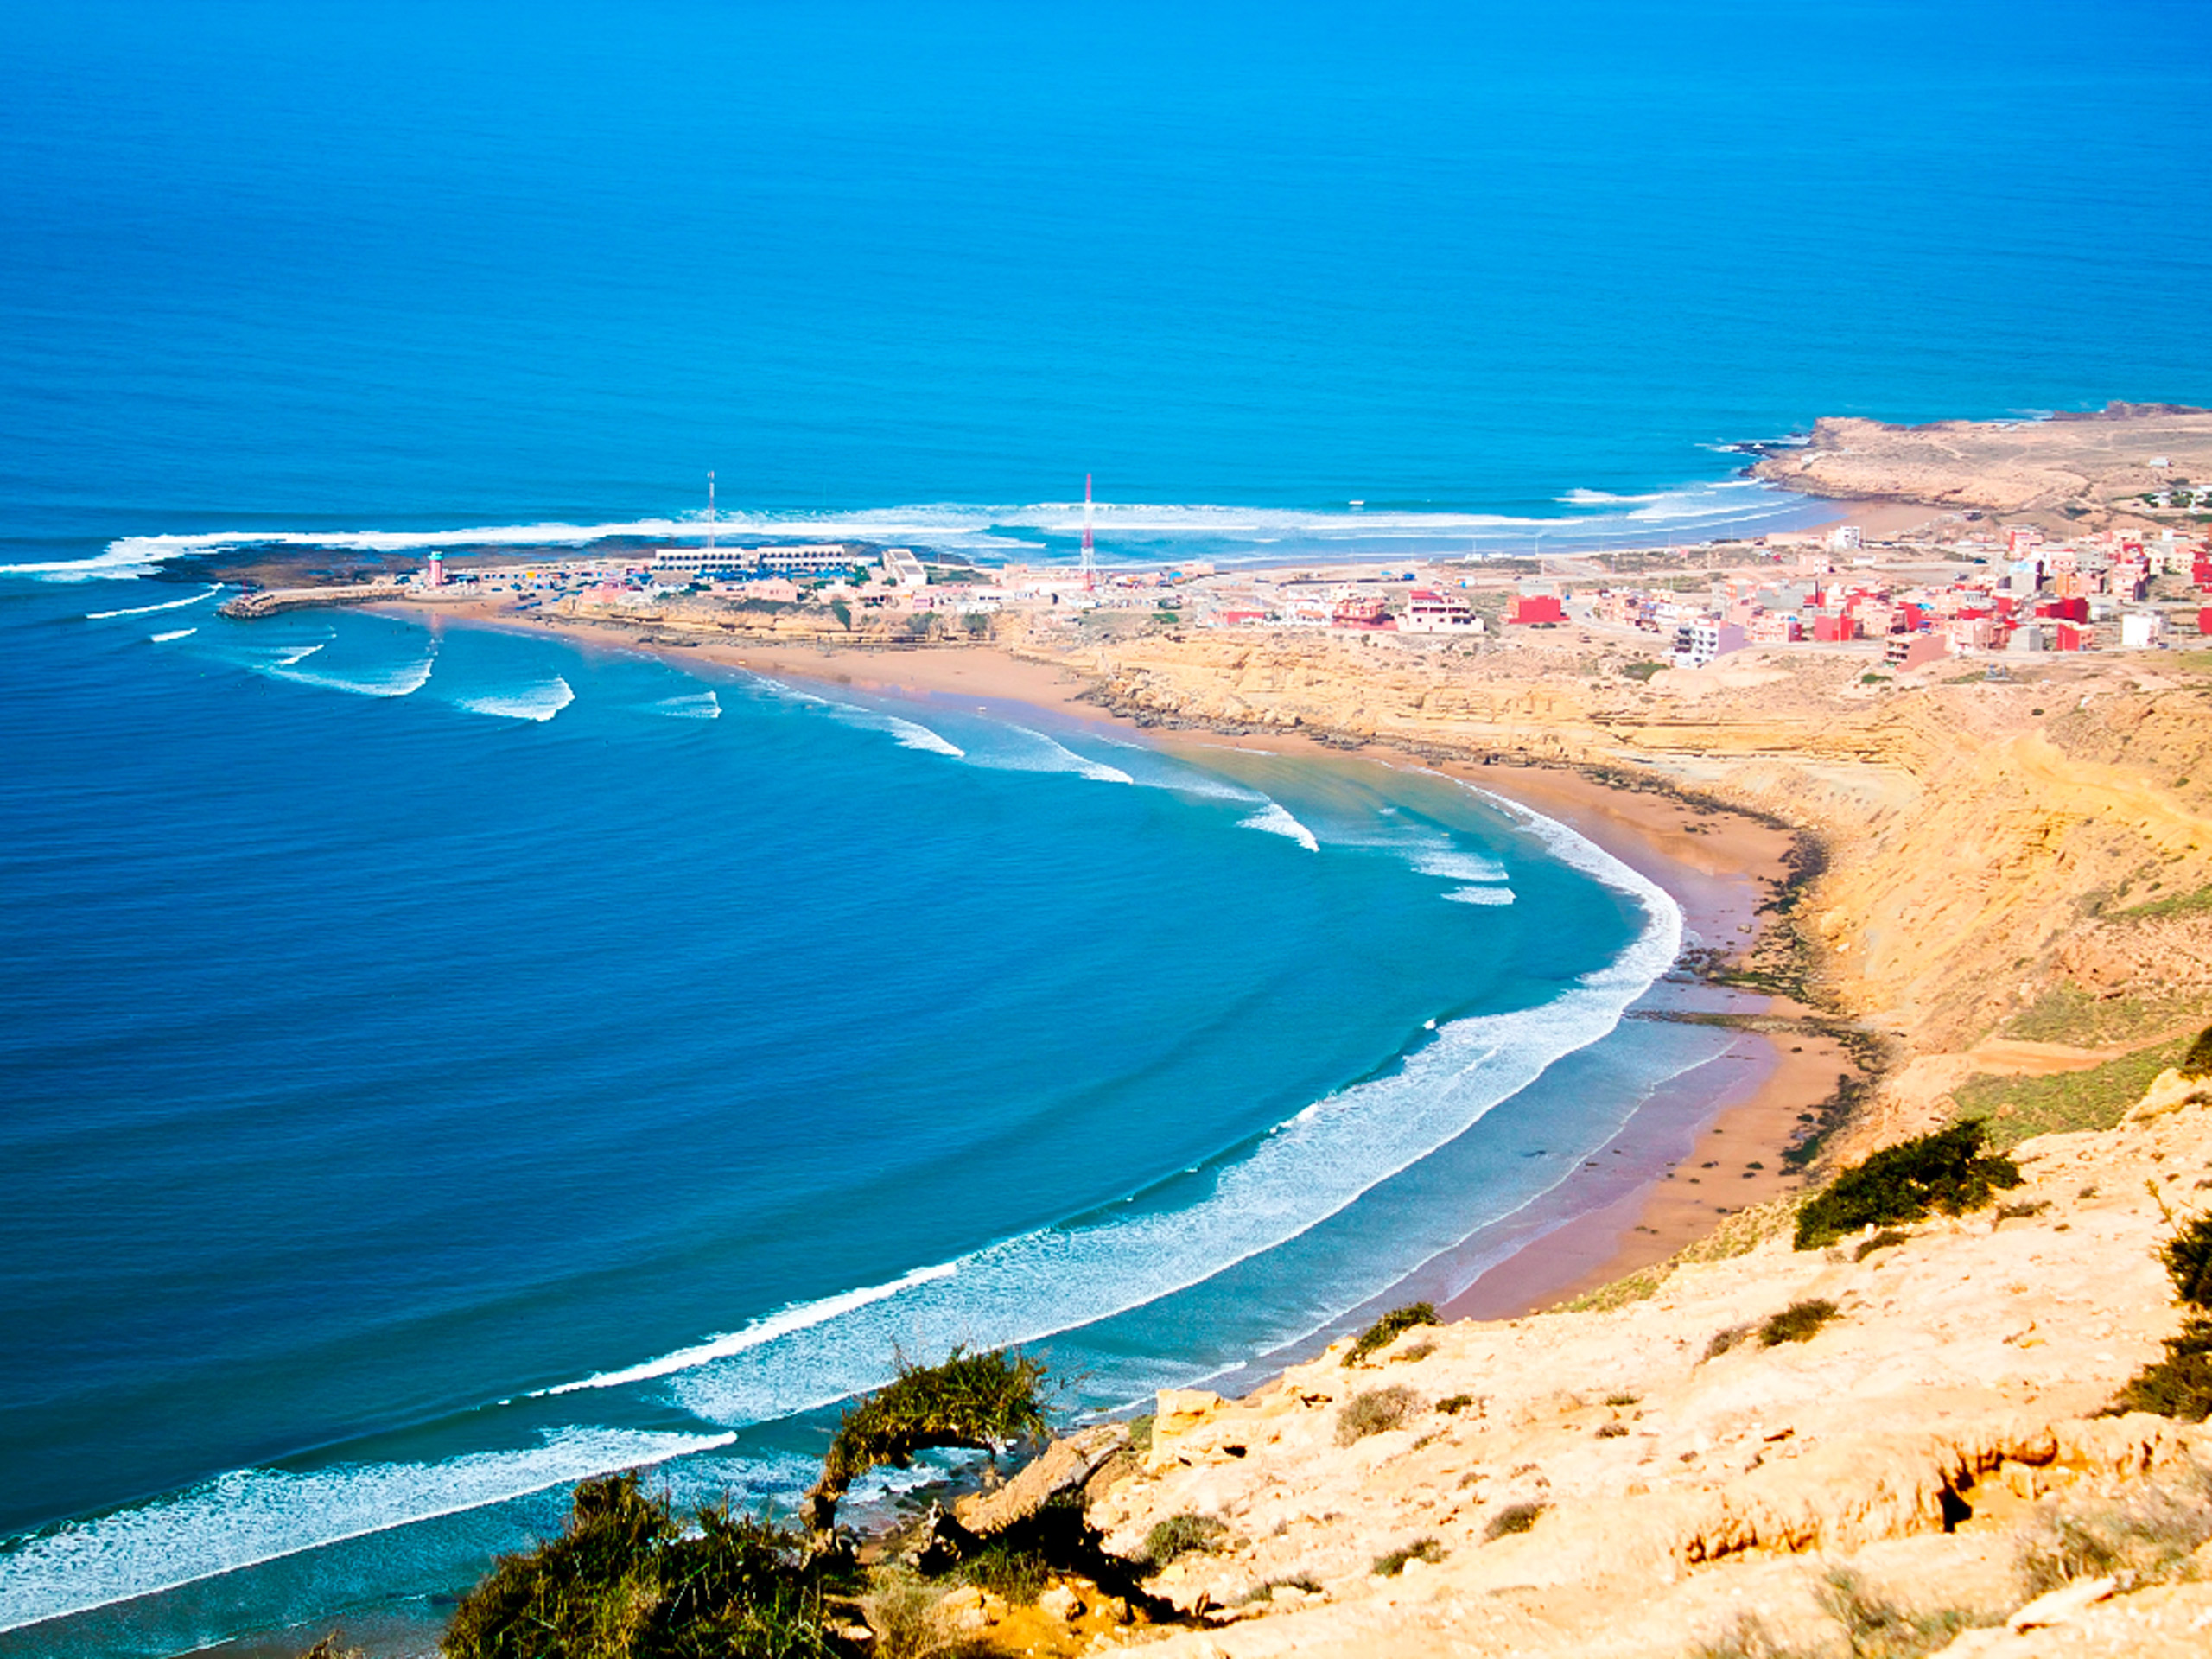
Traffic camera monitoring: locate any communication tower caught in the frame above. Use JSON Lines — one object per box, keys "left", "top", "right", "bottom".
{"left": 706, "top": 470, "right": 716, "bottom": 553}
{"left": 1081, "top": 473, "right": 1096, "bottom": 592}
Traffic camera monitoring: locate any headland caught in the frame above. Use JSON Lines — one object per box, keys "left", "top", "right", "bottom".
{"left": 192, "top": 405, "right": 2212, "bottom": 1657}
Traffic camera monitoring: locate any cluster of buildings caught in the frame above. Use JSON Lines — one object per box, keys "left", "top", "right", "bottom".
{"left": 1583, "top": 527, "right": 2210, "bottom": 669}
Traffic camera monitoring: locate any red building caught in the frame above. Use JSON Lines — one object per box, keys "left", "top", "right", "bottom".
{"left": 1507, "top": 594, "right": 1567, "bottom": 626}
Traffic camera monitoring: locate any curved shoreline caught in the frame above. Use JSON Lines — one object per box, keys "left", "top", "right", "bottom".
{"left": 433, "top": 605, "right": 1840, "bottom": 1325}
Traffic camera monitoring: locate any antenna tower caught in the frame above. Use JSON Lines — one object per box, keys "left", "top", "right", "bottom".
{"left": 1081, "top": 473, "right": 1096, "bottom": 592}
{"left": 707, "top": 470, "right": 716, "bottom": 552}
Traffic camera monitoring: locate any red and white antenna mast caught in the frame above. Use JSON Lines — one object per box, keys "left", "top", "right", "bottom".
{"left": 1080, "top": 473, "right": 1096, "bottom": 592}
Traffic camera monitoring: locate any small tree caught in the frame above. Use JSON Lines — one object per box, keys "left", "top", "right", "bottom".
{"left": 1344, "top": 1302, "right": 1439, "bottom": 1366}
{"left": 2111, "top": 1209, "right": 2212, "bottom": 1421}
{"left": 800, "top": 1347, "right": 1049, "bottom": 1534}
{"left": 1795, "top": 1121, "right": 2023, "bottom": 1249}
{"left": 442, "top": 1473, "right": 843, "bottom": 1659}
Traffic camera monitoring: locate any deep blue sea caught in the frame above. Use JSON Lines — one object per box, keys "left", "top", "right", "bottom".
{"left": 4, "top": 2, "right": 2210, "bottom": 1653}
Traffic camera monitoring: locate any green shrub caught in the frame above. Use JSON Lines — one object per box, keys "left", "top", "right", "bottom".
{"left": 2108, "top": 1209, "right": 2212, "bottom": 1420}
{"left": 2016, "top": 1477, "right": 2212, "bottom": 1593}
{"left": 1140, "top": 1513, "right": 1226, "bottom": 1571}
{"left": 1703, "top": 1323, "right": 1754, "bottom": 1361}
{"left": 1814, "top": 1566, "right": 1987, "bottom": 1658}
{"left": 2182, "top": 1024, "right": 2212, "bottom": 1080}
{"left": 1853, "top": 1229, "right": 1909, "bottom": 1262}
{"left": 1794, "top": 1122, "right": 2023, "bottom": 1249}
{"left": 953, "top": 1538, "right": 1051, "bottom": 1605}
{"left": 442, "top": 1473, "right": 844, "bottom": 1659}
{"left": 1344, "top": 1303, "right": 1440, "bottom": 1366}
{"left": 1336, "top": 1386, "right": 1420, "bottom": 1445}
{"left": 2160, "top": 1210, "right": 2212, "bottom": 1306}
{"left": 1371, "top": 1538, "right": 1444, "bottom": 1577}
{"left": 2108, "top": 1320, "right": 2212, "bottom": 1421}
{"left": 1622, "top": 660, "right": 1667, "bottom": 683}
{"left": 1759, "top": 1299, "right": 1841, "bottom": 1347}
{"left": 1483, "top": 1502, "right": 1545, "bottom": 1541}
{"left": 1236, "top": 1573, "right": 1320, "bottom": 1605}
{"left": 1124, "top": 1414, "right": 1154, "bottom": 1454}
{"left": 1435, "top": 1394, "right": 1475, "bottom": 1415}
{"left": 1689, "top": 1611, "right": 1818, "bottom": 1659}
{"left": 802, "top": 1347, "right": 1049, "bottom": 1532}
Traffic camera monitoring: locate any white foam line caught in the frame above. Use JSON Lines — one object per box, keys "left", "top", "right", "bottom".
{"left": 264, "top": 650, "right": 435, "bottom": 699}
{"left": 998, "top": 726, "right": 1133, "bottom": 785}
{"left": 1445, "top": 885, "right": 1516, "bottom": 906}
{"left": 816, "top": 699, "right": 966, "bottom": 757}
{"left": 0, "top": 1427, "right": 735, "bottom": 1635}
{"left": 883, "top": 715, "right": 963, "bottom": 756}
{"left": 86, "top": 584, "right": 222, "bottom": 620}
{"left": 549, "top": 797, "right": 1680, "bottom": 1432}
{"left": 149, "top": 627, "right": 197, "bottom": 644}
{"left": 1236, "top": 802, "right": 1319, "bottom": 851}
{"left": 454, "top": 677, "right": 575, "bottom": 722}
{"left": 649, "top": 691, "right": 722, "bottom": 720}
{"left": 539, "top": 1263, "right": 961, "bottom": 1395}
{"left": 94, "top": 481, "right": 1820, "bottom": 567}
{"left": 0, "top": 546, "right": 158, "bottom": 582}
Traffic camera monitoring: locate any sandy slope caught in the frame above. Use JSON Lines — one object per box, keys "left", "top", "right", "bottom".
{"left": 1068, "top": 1075, "right": 2212, "bottom": 1658}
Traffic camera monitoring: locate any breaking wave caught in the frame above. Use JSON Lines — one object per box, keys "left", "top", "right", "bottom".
{"left": 0, "top": 546, "right": 160, "bottom": 582}
{"left": 454, "top": 677, "right": 575, "bottom": 722}
{"left": 1237, "top": 802, "right": 1320, "bottom": 851}
{"left": 93, "top": 480, "right": 1832, "bottom": 573}
{"left": 543, "top": 795, "right": 1680, "bottom": 1430}
{"left": 0, "top": 1427, "right": 735, "bottom": 1634}
{"left": 85, "top": 585, "right": 222, "bottom": 620}
{"left": 648, "top": 691, "right": 721, "bottom": 719}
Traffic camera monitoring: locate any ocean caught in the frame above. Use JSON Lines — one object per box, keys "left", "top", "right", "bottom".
{"left": 3, "top": 2, "right": 2209, "bottom": 1652}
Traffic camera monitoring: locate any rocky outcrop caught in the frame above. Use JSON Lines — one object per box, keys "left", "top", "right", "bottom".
{"left": 1071, "top": 1089, "right": 2212, "bottom": 1658}
{"left": 1751, "top": 406, "right": 2212, "bottom": 521}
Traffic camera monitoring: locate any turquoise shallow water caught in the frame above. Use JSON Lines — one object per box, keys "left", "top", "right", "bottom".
{"left": 3, "top": 1, "right": 2210, "bottom": 1650}
{"left": 0, "top": 590, "right": 1721, "bottom": 1653}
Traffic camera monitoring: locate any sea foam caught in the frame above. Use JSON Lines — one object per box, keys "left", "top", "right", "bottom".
{"left": 1237, "top": 802, "right": 1320, "bottom": 851}
{"left": 454, "top": 677, "right": 575, "bottom": 722}
{"left": 549, "top": 797, "right": 1679, "bottom": 1432}
{"left": 0, "top": 1427, "right": 734, "bottom": 1635}
{"left": 85, "top": 584, "right": 222, "bottom": 620}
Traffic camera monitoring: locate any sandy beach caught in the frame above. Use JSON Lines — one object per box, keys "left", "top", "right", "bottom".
{"left": 416, "top": 599, "right": 1845, "bottom": 1318}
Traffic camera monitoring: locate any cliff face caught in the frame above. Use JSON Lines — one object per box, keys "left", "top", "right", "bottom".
{"left": 1075, "top": 1087, "right": 2212, "bottom": 1658}
{"left": 1750, "top": 407, "right": 2212, "bottom": 521}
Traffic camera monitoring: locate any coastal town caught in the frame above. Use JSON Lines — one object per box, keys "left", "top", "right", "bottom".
{"left": 225, "top": 511, "right": 2212, "bottom": 677}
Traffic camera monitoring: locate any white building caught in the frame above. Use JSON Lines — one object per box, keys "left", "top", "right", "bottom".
{"left": 2120, "top": 612, "right": 2167, "bottom": 650}
{"left": 1400, "top": 588, "right": 1483, "bottom": 633}
{"left": 1672, "top": 619, "right": 1747, "bottom": 669}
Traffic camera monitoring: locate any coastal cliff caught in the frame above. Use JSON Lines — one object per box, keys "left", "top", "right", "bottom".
{"left": 1066, "top": 1072, "right": 2212, "bottom": 1658}
{"left": 1750, "top": 405, "right": 2212, "bottom": 526}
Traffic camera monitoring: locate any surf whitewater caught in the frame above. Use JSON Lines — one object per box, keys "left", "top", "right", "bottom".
{"left": 0, "top": 586, "right": 1707, "bottom": 1653}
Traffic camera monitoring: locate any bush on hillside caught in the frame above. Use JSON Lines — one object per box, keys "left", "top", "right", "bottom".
{"left": 1794, "top": 1121, "right": 2024, "bottom": 1249}
{"left": 2109, "top": 1209, "right": 2212, "bottom": 1421}
{"left": 442, "top": 1473, "right": 845, "bottom": 1659}
{"left": 1336, "top": 1386, "right": 1421, "bottom": 1445}
{"left": 1758, "top": 1299, "right": 1841, "bottom": 1347}
{"left": 1483, "top": 1502, "right": 1545, "bottom": 1541}
{"left": 801, "top": 1347, "right": 1049, "bottom": 1533}
{"left": 2178, "top": 1023, "right": 2212, "bottom": 1081}
{"left": 1140, "top": 1512, "right": 1226, "bottom": 1571}
{"left": 1371, "top": 1537, "right": 1445, "bottom": 1577}
{"left": 1344, "top": 1303, "right": 1439, "bottom": 1366}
